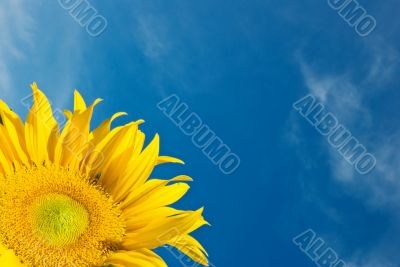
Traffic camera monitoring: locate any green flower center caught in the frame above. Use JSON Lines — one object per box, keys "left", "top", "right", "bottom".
{"left": 31, "top": 194, "right": 89, "bottom": 246}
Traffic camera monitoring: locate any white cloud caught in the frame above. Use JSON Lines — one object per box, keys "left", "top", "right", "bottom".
{"left": 0, "top": 1, "right": 89, "bottom": 112}
{"left": 364, "top": 38, "right": 400, "bottom": 83}
{"left": 295, "top": 55, "right": 400, "bottom": 209}
{"left": 299, "top": 62, "right": 367, "bottom": 125}
{"left": 0, "top": 0, "right": 35, "bottom": 93}
{"left": 133, "top": 13, "right": 171, "bottom": 61}
{"left": 292, "top": 47, "right": 400, "bottom": 266}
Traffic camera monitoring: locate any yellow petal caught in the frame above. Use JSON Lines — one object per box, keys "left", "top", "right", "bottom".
{"left": 157, "top": 156, "right": 184, "bottom": 165}
{"left": 0, "top": 111, "right": 30, "bottom": 166}
{"left": 0, "top": 246, "right": 26, "bottom": 266}
{"left": 167, "top": 234, "right": 209, "bottom": 266}
{"left": 124, "top": 207, "right": 182, "bottom": 231}
{"left": 73, "top": 90, "right": 87, "bottom": 113}
{"left": 124, "top": 182, "right": 190, "bottom": 215}
{"left": 24, "top": 83, "right": 58, "bottom": 163}
{"left": 120, "top": 175, "right": 192, "bottom": 210}
{"left": 90, "top": 112, "right": 127, "bottom": 146}
{"left": 63, "top": 110, "right": 73, "bottom": 120}
{"left": 122, "top": 208, "right": 205, "bottom": 250}
{"left": 0, "top": 129, "right": 17, "bottom": 164}
{"left": 105, "top": 249, "right": 167, "bottom": 267}
{"left": 111, "top": 134, "right": 160, "bottom": 202}
{"left": 81, "top": 123, "right": 137, "bottom": 180}
{"left": 0, "top": 100, "right": 28, "bottom": 153}
{"left": 54, "top": 98, "right": 102, "bottom": 168}
{"left": 0, "top": 148, "right": 12, "bottom": 174}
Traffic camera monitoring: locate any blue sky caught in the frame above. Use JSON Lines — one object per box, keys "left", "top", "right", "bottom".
{"left": 2, "top": 0, "right": 400, "bottom": 266}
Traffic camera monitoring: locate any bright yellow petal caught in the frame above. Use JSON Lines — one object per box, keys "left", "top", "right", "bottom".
{"left": 120, "top": 175, "right": 193, "bottom": 211}
{"left": 124, "top": 207, "right": 182, "bottom": 231}
{"left": 156, "top": 156, "right": 184, "bottom": 165}
{"left": 24, "top": 83, "right": 58, "bottom": 163}
{"left": 0, "top": 128, "right": 18, "bottom": 165}
{"left": 82, "top": 121, "right": 138, "bottom": 179}
{"left": 54, "top": 98, "right": 101, "bottom": 168}
{"left": 122, "top": 208, "right": 205, "bottom": 250}
{"left": 0, "top": 100, "right": 28, "bottom": 153}
{"left": 73, "top": 90, "right": 87, "bottom": 113}
{"left": 89, "top": 112, "right": 127, "bottom": 146}
{"left": 0, "top": 111, "right": 30, "bottom": 166}
{"left": 106, "top": 249, "right": 167, "bottom": 267}
{"left": 168, "top": 234, "right": 209, "bottom": 266}
{"left": 0, "top": 246, "right": 26, "bottom": 266}
{"left": 0, "top": 148, "right": 12, "bottom": 174}
{"left": 124, "top": 182, "right": 190, "bottom": 215}
{"left": 111, "top": 134, "right": 160, "bottom": 202}
{"left": 63, "top": 110, "right": 73, "bottom": 120}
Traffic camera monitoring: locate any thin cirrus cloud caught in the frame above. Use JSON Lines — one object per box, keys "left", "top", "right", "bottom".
{"left": 0, "top": 0, "right": 88, "bottom": 113}
{"left": 134, "top": 14, "right": 171, "bottom": 60}
{"left": 0, "top": 0, "right": 34, "bottom": 96}
{"left": 298, "top": 59, "right": 400, "bottom": 207}
{"left": 291, "top": 41, "right": 400, "bottom": 267}
{"left": 364, "top": 38, "right": 400, "bottom": 83}
{"left": 296, "top": 49, "right": 400, "bottom": 209}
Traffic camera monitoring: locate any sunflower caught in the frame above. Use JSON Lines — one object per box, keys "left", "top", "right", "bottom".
{"left": 0, "top": 83, "right": 209, "bottom": 267}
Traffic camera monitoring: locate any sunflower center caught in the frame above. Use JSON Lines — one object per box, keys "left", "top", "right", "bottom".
{"left": 31, "top": 194, "right": 89, "bottom": 246}
{"left": 0, "top": 165, "right": 125, "bottom": 266}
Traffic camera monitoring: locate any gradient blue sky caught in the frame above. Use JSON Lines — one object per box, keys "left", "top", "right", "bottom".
{"left": 2, "top": 0, "right": 400, "bottom": 266}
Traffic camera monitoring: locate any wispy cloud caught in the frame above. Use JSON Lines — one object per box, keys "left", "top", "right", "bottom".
{"left": 0, "top": 1, "right": 88, "bottom": 112}
{"left": 134, "top": 14, "right": 171, "bottom": 60}
{"left": 299, "top": 62, "right": 367, "bottom": 122}
{"left": 0, "top": 0, "right": 34, "bottom": 94}
{"left": 291, "top": 41, "right": 400, "bottom": 266}
{"left": 299, "top": 41, "right": 400, "bottom": 207}
{"left": 365, "top": 37, "right": 399, "bottom": 83}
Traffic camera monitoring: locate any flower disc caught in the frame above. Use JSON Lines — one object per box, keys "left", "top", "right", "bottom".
{"left": 31, "top": 193, "right": 90, "bottom": 246}
{"left": 0, "top": 165, "right": 125, "bottom": 266}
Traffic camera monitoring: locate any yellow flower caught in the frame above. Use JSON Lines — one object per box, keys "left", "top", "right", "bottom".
{"left": 0, "top": 83, "right": 209, "bottom": 266}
